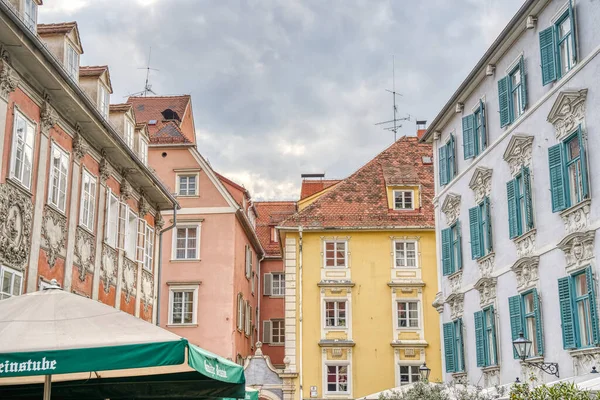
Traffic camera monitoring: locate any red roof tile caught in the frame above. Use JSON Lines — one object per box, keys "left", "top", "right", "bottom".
{"left": 109, "top": 103, "right": 132, "bottom": 113}
{"left": 37, "top": 22, "right": 77, "bottom": 35}
{"left": 127, "top": 96, "right": 193, "bottom": 144}
{"left": 281, "top": 136, "right": 434, "bottom": 229}
{"left": 300, "top": 179, "right": 341, "bottom": 200}
{"left": 255, "top": 201, "right": 297, "bottom": 257}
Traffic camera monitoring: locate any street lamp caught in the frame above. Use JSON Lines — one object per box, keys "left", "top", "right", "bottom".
{"left": 419, "top": 363, "right": 431, "bottom": 383}
{"left": 512, "top": 331, "right": 559, "bottom": 378}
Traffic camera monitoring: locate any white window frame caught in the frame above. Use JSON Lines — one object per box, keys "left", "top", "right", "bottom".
{"left": 168, "top": 284, "right": 198, "bottom": 325}
{"left": 136, "top": 218, "right": 147, "bottom": 263}
{"left": 104, "top": 190, "right": 119, "bottom": 248}
{"left": 324, "top": 363, "right": 350, "bottom": 395}
{"left": 245, "top": 300, "right": 252, "bottom": 336}
{"left": 237, "top": 293, "right": 244, "bottom": 331}
{"left": 0, "top": 265, "right": 23, "bottom": 300}
{"left": 9, "top": 109, "right": 36, "bottom": 190}
{"left": 23, "top": 0, "right": 37, "bottom": 32}
{"left": 47, "top": 143, "right": 69, "bottom": 213}
{"left": 393, "top": 240, "right": 418, "bottom": 268}
{"left": 396, "top": 300, "right": 420, "bottom": 329}
{"left": 172, "top": 224, "right": 201, "bottom": 260}
{"left": 138, "top": 136, "right": 148, "bottom": 165}
{"left": 271, "top": 272, "right": 285, "bottom": 296}
{"left": 98, "top": 84, "right": 110, "bottom": 119}
{"left": 176, "top": 173, "right": 198, "bottom": 196}
{"left": 117, "top": 200, "right": 127, "bottom": 250}
{"left": 245, "top": 245, "right": 253, "bottom": 279}
{"left": 144, "top": 224, "right": 154, "bottom": 272}
{"left": 323, "top": 240, "right": 348, "bottom": 268}
{"left": 393, "top": 190, "right": 414, "bottom": 210}
{"left": 124, "top": 208, "right": 138, "bottom": 259}
{"left": 324, "top": 300, "right": 348, "bottom": 329}
{"left": 271, "top": 319, "right": 285, "bottom": 344}
{"left": 398, "top": 364, "right": 421, "bottom": 386}
{"left": 124, "top": 119, "right": 134, "bottom": 148}
{"left": 65, "top": 43, "right": 79, "bottom": 81}
{"left": 79, "top": 169, "right": 97, "bottom": 232}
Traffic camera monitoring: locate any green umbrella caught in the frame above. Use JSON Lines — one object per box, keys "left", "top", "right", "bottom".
{"left": 0, "top": 284, "right": 245, "bottom": 399}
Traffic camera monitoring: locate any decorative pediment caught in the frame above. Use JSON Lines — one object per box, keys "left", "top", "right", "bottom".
{"left": 558, "top": 230, "right": 595, "bottom": 274}
{"left": 503, "top": 135, "right": 534, "bottom": 176}
{"left": 547, "top": 89, "right": 587, "bottom": 141}
{"left": 448, "top": 270, "right": 462, "bottom": 294}
{"left": 511, "top": 256, "right": 539, "bottom": 292}
{"left": 469, "top": 167, "right": 492, "bottom": 203}
{"left": 441, "top": 193, "right": 461, "bottom": 225}
{"left": 446, "top": 292, "right": 464, "bottom": 319}
{"left": 41, "top": 206, "right": 67, "bottom": 268}
{"left": 474, "top": 277, "right": 497, "bottom": 308}
{"left": 561, "top": 199, "right": 591, "bottom": 235}
{"left": 514, "top": 229, "right": 537, "bottom": 258}
{"left": 477, "top": 252, "right": 495, "bottom": 278}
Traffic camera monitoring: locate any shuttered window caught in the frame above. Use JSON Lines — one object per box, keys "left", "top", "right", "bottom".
{"left": 469, "top": 197, "right": 492, "bottom": 260}
{"left": 498, "top": 56, "right": 527, "bottom": 128}
{"left": 509, "top": 289, "right": 544, "bottom": 359}
{"left": 474, "top": 306, "right": 497, "bottom": 367}
{"left": 540, "top": 2, "right": 577, "bottom": 85}
{"left": 439, "top": 135, "right": 456, "bottom": 186}
{"left": 443, "top": 319, "right": 464, "bottom": 373}
{"left": 463, "top": 101, "right": 486, "bottom": 159}
{"left": 442, "top": 222, "right": 462, "bottom": 276}
{"left": 507, "top": 167, "right": 534, "bottom": 239}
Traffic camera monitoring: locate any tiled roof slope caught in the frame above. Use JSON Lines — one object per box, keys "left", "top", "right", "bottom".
{"left": 281, "top": 136, "right": 434, "bottom": 229}
{"left": 127, "top": 95, "right": 193, "bottom": 144}
{"left": 37, "top": 22, "right": 77, "bottom": 35}
{"left": 79, "top": 65, "right": 107, "bottom": 77}
{"left": 109, "top": 103, "right": 132, "bottom": 113}
{"left": 255, "top": 201, "right": 297, "bottom": 257}
{"left": 300, "top": 179, "right": 340, "bottom": 200}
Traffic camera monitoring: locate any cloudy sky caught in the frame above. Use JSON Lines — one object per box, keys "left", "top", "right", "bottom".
{"left": 40, "top": 0, "right": 524, "bottom": 200}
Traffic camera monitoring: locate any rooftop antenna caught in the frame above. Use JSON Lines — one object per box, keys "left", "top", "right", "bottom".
{"left": 130, "top": 47, "right": 159, "bottom": 97}
{"left": 375, "top": 55, "right": 410, "bottom": 142}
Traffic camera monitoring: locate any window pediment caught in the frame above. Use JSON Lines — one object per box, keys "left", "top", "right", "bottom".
{"left": 468, "top": 167, "right": 492, "bottom": 204}
{"left": 445, "top": 292, "right": 464, "bottom": 319}
{"left": 547, "top": 89, "right": 587, "bottom": 141}
{"left": 441, "top": 193, "right": 461, "bottom": 225}
{"left": 558, "top": 230, "right": 595, "bottom": 274}
{"left": 511, "top": 256, "right": 539, "bottom": 292}
{"left": 474, "top": 277, "right": 497, "bottom": 308}
{"left": 503, "top": 134, "right": 534, "bottom": 176}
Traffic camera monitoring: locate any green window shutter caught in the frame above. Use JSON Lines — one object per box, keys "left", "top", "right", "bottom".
{"left": 463, "top": 114, "right": 475, "bottom": 159}
{"left": 508, "top": 295, "right": 523, "bottom": 359}
{"left": 438, "top": 145, "right": 448, "bottom": 186}
{"left": 577, "top": 125, "right": 589, "bottom": 199}
{"left": 519, "top": 56, "right": 527, "bottom": 110}
{"left": 484, "top": 197, "right": 493, "bottom": 253}
{"left": 558, "top": 276, "right": 576, "bottom": 349}
{"left": 569, "top": 0, "right": 577, "bottom": 62}
{"left": 456, "top": 221, "right": 463, "bottom": 270}
{"left": 539, "top": 26, "right": 557, "bottom": 85}
{"left": 441, "top": 228, "right": 452, "bottom": 276}
{"left": 449, "top": 135, "right": 456, "bottom": 179}
{"left": 474, "top": 311, "right": 485, "bottom": 367}
{"left": 489, "top": 306, "right": 497, "bottom": 364}
{"left": 469, "top": 206, "right": 481, "bottom": 260}
{"left": 523, "top": 167, "right": 534, "bottom": 230}
{"left": 456, "top": 318, "right": 465, "bottom": 370}
{"left": 443, "top": 322, "right": 455, "bottom": 373}
{"left": 498, "top": 76, "right": 510, "bottom": 127}
{"left": 585, "top": 267, "right": 600, "bottom": 345}
{"left": 479, "top": 100, "right": 487, "bottom": 149}
{"left": 507, "top": 180, "right": 518, "bottom": 239}
{"left": 548, "top": 144, "right": 567, "bottom": 212}
{"left": 532, "top": 289, "right": 544, "bottom": 356}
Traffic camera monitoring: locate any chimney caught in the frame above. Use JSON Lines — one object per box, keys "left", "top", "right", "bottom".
{"left": 416, "top": 120, "right": 427, "bottom": 140}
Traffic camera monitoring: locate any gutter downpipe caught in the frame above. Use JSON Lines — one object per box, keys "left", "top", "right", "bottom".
{"left": 257, "top": 253, "right": 265, "bottom": 341}
{"left": 299, "top": 226, "right": 304, "bottom": 400}
{"left": 156, "top": 206, "right": 178, "bottom": 326}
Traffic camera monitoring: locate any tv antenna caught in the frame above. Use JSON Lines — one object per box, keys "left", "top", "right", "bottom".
{"left": 375, "top": 55, "right": 411, "bottom": 141}
{"left": 130, "top": 47, "right": 159, "bottom": 97}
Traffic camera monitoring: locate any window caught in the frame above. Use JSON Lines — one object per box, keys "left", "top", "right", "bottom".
{"left": 324, "top": 241, "right": 347, "bottom": 268}
{"left": 169, "top": 286, "right": 197, "bottom": 325}
{"left": 272, "top": 273, "right": 285, "bottom": 296}
{"left": 144, "top": 224, "right": 154, "bottom": 271}
{"left": 0, "top": 266, "right": 23, "bottom": 300}
{"left": 325, "top": 300, "right": 347, "bottom": 328}
{"left": 438, "top": 134, "right": 456, "bottom": 186}
{"left": 558, "top": 267, "right": 600, "bottom": 349}
{"left": 237, "top": 293, "right": 244, "bottom": 331}
{"left": 393, "top": 190, "right": 414, "bottom": 210}
{"left": 508, "top": 289, "right": 544, "bottom": 358}
{"left": 79, "top": 170, "right": 97, "bottom": 231}
{"left": 245, "top": 245, "right": 253, "bottom": 279}
{"left": 474, "top": 306, "right": 497, "bottom": 367}
{"left": 441, "top": 222, "right": 462, "bottom": 276}
{"left": 125, "top": 208, "right": 138, "bottom": 258}
{"left": 394, "top": 241, "right": 417, "bottom": 268}
{"left": 175, "top": 226, "right": 199, "bottom": 260}
{"left": 136, "top": 219, "right": 146, "bottom": 263}
{"left": 469, "top": 197, "right": 493, "bottom": 260}
{"left": 65, "top": 44, "right": 79, "bottom": 81}
{"left": 99, "top": 85, "right": 110, "bottom": 118}
{"left": 105, "top": 191, "right": 119, "bottom": 248}
{"left": 463, "top": 100, "right": 487, "bottom": 159}
{"left": 10, "top": 110, "right": 35, "bottom": 189}
{"left": 270, "top": 226, "right": 278, "bottom": 242}
{"left": 178, "top": 175, "right": 197, "bottom": 196}
{"left": 245, "top": 301, "right": 252, "bottom": 336}
{"left": 23, "top": 0, "right": 37, "bottom": 32}
{"left": 399, "top": 365, "right": 420, "bottom": 386}
{"left": 272, "top": 319, "right": 285, "bottom": 344}
{"left": 540, "top": 3, "right": 577, "bottom": 85}
{"left": 548, "top": 125, "right": 588, "bottom": 212}
{"left": 507, "top": 166, "right": 534, "bottom": 239}
{"left": 124, "top": 120, "right": 134, "bottom": 148}
{"left": 138, "top": 137, "right": 148, "bottom": 165}
{"left": 47, "top": 144, "right": 69, "bottom": 212}
{"left": 498, "top": 57, "right": 527, "bottom": 127}
{"left": 443, "top": 319, "right": 465, "bottom": 373}
{"left": 397, "top": 301, "right": 419, "bottom": 328}
{"left": 326, "top": 365, "right": 348, "bottom": 394}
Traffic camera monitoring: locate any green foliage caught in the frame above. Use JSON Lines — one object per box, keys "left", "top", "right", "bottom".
{"left": 510, "top": 382, "right": 600, "bottom": 400}
{"left": 378, "top": 382, "right": 505, "bottom": 400}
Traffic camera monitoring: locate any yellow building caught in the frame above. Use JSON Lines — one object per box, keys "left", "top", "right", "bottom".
{"left": 278, "top": 136, "right": 441, "bottom": 399}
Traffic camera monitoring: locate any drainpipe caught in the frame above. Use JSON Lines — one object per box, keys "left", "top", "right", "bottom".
{"left": 156, "top": 206, "right": 178, "bottom": 326}
{"left": 257, "top": 253, "right": 265, "bottom": 342}
{"left": 298, "top": 226, "right": 304, "bottom": 400}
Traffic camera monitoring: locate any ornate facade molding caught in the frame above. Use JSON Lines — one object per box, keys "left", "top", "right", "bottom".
{"left": 99, "top": 156, "right": 111, "bottom": 184}
{"left": 120, "top": 179, "right": 132, "bottom": 201}
{"left": 448, "top": 270, "right": 462, "bottom": 294}
{"left": 560, "top": 199, "right": 591, "bottom": 235}
{"left": 468, "top": 167, "right": 493, "bottom": 204}
{"left": 432, "top": 292, "right": 444, "bottom": 314}
{"left": 441, "top": 193, "right": 461, "bottom": 225}
{"left": 155, "top": 211, "right": 165, "bottom": 231}
{"left": 72, "top": 132, "right": 87, "bottom": 160}
{"left": 446, "top": 293, "right": 464, "bottom": 320}
{"left": 474, "top": 277, "right": 497, "bottom": 308}
{"left": 141, "top": 269, "right": 154, "bottom": 313}
{"left": 511, "top": 256, "right": 539, "bottom": 293}
{"left": 41, "top": 206, "right": 67, "bottom": 268}
{"left": 547, "top": 89, "right": 587, "bottom": 141}
{"left": 482, "top": 366, "right": 501, "bottom": 388}
{"left": 477, "top": 252, "right": 495, "bottom": 278}
{"left": 0, "top": 183, "right": 33, "bottom": 269}
{"left": 558, "top": 230, "right": 595, "bottom": 274}
{"left": 571, "top": 347, "right": 600, "bottom": 376}
{"left": 138, "top": 195, "right": 151, "bottom": 218}
{"left": 0, "top": 58, "right": 19, "bottom": 101}
{"left": 503, "top": 134, "right": 534, "bottom": 176}
{"left": 100, "top": 245, "right": 118, "bottom": 292}
{"left": 514, "top": 229, "right": 536, "bottom": 258}
{"left": 74, "top": 227, "right": 96, "bottom": 282}
{"left": 122, "top": 257, "right": 138, "bottom": 303}
{"left": 40, "top": 101, "right": 57, "bottom": 135}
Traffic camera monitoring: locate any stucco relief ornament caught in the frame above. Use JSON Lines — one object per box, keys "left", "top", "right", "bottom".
{"left": 40, "top": 101, "right": 57, "bottom": 135}
{"left": 101, "top": 245, "right": 118, "bottom": 292}
{"left": 154, "top": 210, "right": 165, "bottom": 231}
{"left": 503, "top": 135, "right": 534, "bottom": 176}
{"left": 477, "top": 252, "right": 495, "bottom": 278}
{"left": 515, "top": 229, "right": 536, "bottom": 258}
{"left": 122, "top": 257, "right": 137, "bottom": 303}
{"left": 511, "top": 256, "right": 539, "bottom": 292}
{"left": 483, "top": 367, "right": 501, "bottom": 388}
{"left": 558, "top": 230, "right": 595, "bottom": 274}
{"left": 72, "top": 130, "right": 87, "bottom": 160}
{"left": 120, "top": 178, "right": 132, "bottom": 201}
{"left": 432, "top": 292, "right": 444, "bottom": 314}
{"left": 446, "top": 293, "right": 464, "bottom": 320}
{"left": 0, "top": 183, "right": 33, "bottom": 269}
{"left": 0, "top": 57, "right": 19, "bottom": 101}
{"left": 99, "top": 155, "right": 111, "bottom": 184}
{"left": 74, "top": 228, "right": 96, "bottom": 282}
{"left": 469, "top": 167, "right": 492, "bottom": 204}
{"left": 441, "top": 193, "right": 461, "bottom": 225}
{"left": 141, "top": 270, "right": 154, "bottom": 313}
{"left": 572, "top": 348, "right": 600, "bottom": 376}
{"left": 561, "top": 199, "right": 591, "bottom": 235}
{"left": 138, "top": 195, "right": 151, "bottom": 218}
{"left": 448, "top": 271, "right": 462, "bottom": 294}
{"left": 474, "top": 277, "right": 497, "bottom": 308}
{"left": 547, "top": 89, "right": 587, "bottom": 141}
{"left": 41, "top": 206, "right": 67, "bottom": 268}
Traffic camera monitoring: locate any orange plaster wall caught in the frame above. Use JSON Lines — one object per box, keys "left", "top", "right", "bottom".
{"left": 120, "top": 293, "right": 136, "bottom": 315}
{"left": 71, "top": 266, "right": 93, "bottom": 297}
{"left": 98, "top": 282, "right": 116, "bottom": 307}
{"left": 37, "top": 250, "right": 66, "bottom": 288}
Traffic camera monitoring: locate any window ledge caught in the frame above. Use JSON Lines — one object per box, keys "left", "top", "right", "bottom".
{"left": 521, "top": 356, "right": 544, "bottom": 363}
{"left": 6, "top": 177, "right": 33, "bottom": 197}
{"left": 318, "top": 339, "right": 355, "bottom": 347}
{"left": 167, "top": 324, "right": 198, "bottom": 328}
{"left": 268, "top": 343, "right": 284, "bottom": 347}
{"left": 176, "top": 195, "right": 199, "bottom": 198}
{"left": 318, "top": 280, "right": 355, "bottom": 287}
{"left": 390, "top": 339, "right": 428, "bottom": 348}
{"left": 560, "top": 199, "right": 592, "bottom": 234}
{"left": 169, "top": 259, "right": 201, "bottom": 263}
{"left": 569, "top": 346, "right": 600, "bottom": 357}
{"left": 482, "top": 365, "right": 500, "bottom": 373}
{"left": 476, "top": 251, "right": 495, "bottom": 264}
{"left": 46, "top": 202, "right": 67, "bottom": 217}
{"left": 268, "top": 295, "right": 285, "bottom": 299}
{"left": 388, "top": 280, "right": 425, "bottom": 288}
{"left": 451, "top": 372, "right": 467, "bottom": 383}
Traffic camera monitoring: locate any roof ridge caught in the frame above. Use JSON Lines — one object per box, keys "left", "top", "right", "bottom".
{"left": 128, "top": 95, "right": 191, "bottom": 99}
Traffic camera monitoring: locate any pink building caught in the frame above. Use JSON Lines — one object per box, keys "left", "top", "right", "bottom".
{"left": 128, "top": 95, "right": 263, "bottom": 362}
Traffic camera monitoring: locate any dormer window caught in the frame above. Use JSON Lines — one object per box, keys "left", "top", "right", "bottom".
{"left": 124, "top": 120, "right": 134, "bottom": 148}
{"left": 23, "top": 0, "right": 37, "bottom": 32}
{"left": 99, "top": 85, "right": 110, "bottom": 119}
{"left": 393, "top": 190, "right": 414, "bottom": 210}
{"left": 138, "top": 136, "right": 148, "bottom": 165}
{"left": 65, "top": 44, "right": 79, "bottom": 81}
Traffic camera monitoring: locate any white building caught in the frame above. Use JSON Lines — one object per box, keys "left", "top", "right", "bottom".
{"left": 421, "top": 0, "right": 600, "bottom": 388}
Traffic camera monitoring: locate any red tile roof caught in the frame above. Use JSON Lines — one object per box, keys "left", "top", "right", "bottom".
{"left": 109, "top": 103, "right": 132, "bottom": 113}
{"left": 37, "top": 22, "right": 77, "bottom": 35}
{"left": 300, "top": 179, "right": 341, "bottom": 200}
{"left": 127, "top": 95, "right": 193, "bottom": 144}
{"left": 255, "top": 201, "right": 297, "bottom": 257}
{"left": 281, "top": 136, "right": 434, "bottom": 229}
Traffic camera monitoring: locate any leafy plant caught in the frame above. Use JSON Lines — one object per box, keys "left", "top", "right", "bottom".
{"left": 378, "top": 382, "right": 505, "bottom": 400}
{"left": 509, "top": 381, "right": 600, "bottom": 400}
